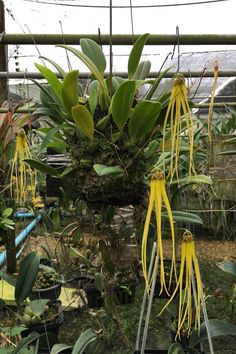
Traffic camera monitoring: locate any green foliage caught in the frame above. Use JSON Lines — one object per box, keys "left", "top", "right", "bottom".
{"left": 35, "top": 63, "right": 62, "bottom": 101}
{"left": 62, "top": 70, "right": 79, "bottom": 113}
{"left": 0, "top": 207, "right": 15, "bottom": 230}
{"left": 72, "top": 104, "right": 94, "bottom": 141}
{"left": 72, "top": 328, "right": 98, "bottom": 354}
{"left": 110, "top": 80, "right": 136, "bottom": 131}
{"left": 128, "top": 33, "right": 149, "bottom": 79}
{"left": 93, "top": 164, "right": 124, "bottom": 177}
{"left": 80, "top": 38, "right": 106, "bottom": 75}
{"left": 15, "top": 252, "right": 40, "bottom": 304}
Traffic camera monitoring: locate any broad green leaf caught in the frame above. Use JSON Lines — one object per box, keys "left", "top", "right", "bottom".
{"left": 93, "top": 164, "right": 124, "bottom": 176}
{"left": 111, "top": 77, "right": 126, "bottom": 92}
{"left": 143, "top": 140, "right": 159, "bottom": 159}
{"left": 39, "top": 56, "right": 66, "bottom": 78}
{"left": 72, "top": 328, "right": 97, "bottom": 354}
{"left": 62, "top": 70, "right": 79, "bottom": 113}
{"left": 0, "top": 347, "right": 15, "bottom": 354}
{"left": 168, "top": 343, "right": 185, "bottom": 354}
{"left": 217, "top": 261, "right": 236, "bottom": 277}
{"left": 80, "top": 38, "right": 106, "bottom": 74}
{"left": 72, "top": 104, "right": 94, "bottom": 141}
{"left": 24, "top": 159, "right": 61, "bottom": 177}
{"left": 29, "top": 299, "right": 50, "bottom": 316}
{"left": 163, "top": 211, "right": 203, "bottom": 225}
{"left": 57, "top": 45, "right": 110, "bottom": 107}
{"left": 14, "top": 332, "right": 41, "bottom": 354}
{"left": 132, "top": 60, "right": 151, "bottom": 80}
{"left": 0, "top": 326, "right": 26, "bottom": 336}
{"left": 110, "top": 80, "right": 136, "bottom": 131}
{"left": 189, "top": 319, "right": 236, "bottom": 347}
{"left": 128, "top": 33, "right": 149, "bottom": 79}
{"left": 129, "top": 100, "right": 162, "bottom": 142}
{"left": 94, "top": 272, "right": 104, "bottom": 292}
{"left": 35, "top": 63, "right": 62, "bottom": 101}
{"left": 51, "top": 344, "right": 73, "bottom": 354}
{"left": 171, "top": 175, "right": 213, "bottom": 186}
{"left": 88, "top": 80, "right": 99, "bottom": 116}
{"left": 2, "top": 208, "right": 13, "bottom": 218}
{"left": 15, "top": 252, "right": 40, "bottom": 304}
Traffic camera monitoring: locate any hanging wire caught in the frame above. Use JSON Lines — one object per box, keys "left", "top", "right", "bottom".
{"left": 129, "top": 0, "right": 135, "bottom": 44}
{"left": 59, "top": 20, "right": 72, "bottom": 71}
{"left": 20, "top": 0, "right": 232, "bottom": 8}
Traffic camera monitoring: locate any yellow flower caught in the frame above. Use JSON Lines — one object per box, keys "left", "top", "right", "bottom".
{"left": 159, "top": 230, "right": 202, "bottom": 338}
{"left": 162, "top": 74, "right": 195, "bottom": 181}
{"left": 32, "top": 196, "right": 44, "bottom": 209}
{"left": 142, "top": 169, "right": 176, "bottom": 294}
{"left": 10, "top": 129, "right": 37, "bottom": 205}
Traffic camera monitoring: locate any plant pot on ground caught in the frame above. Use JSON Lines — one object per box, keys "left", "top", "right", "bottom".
{"left": 29, "top": 267, "right": 62, "bottom": 301}
{"left": 19, "top": 299, "right": 64, "bottom": 351}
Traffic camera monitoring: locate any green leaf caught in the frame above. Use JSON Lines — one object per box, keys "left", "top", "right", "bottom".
{"left": 29, "top": 299, "right": 50, "bottom": 316}
{"left": 110, "top": 80, "right": 136, "bottom": 131}
{"left": 0, "top": 270, "right": 16, "bottom": 286}
{"left": 145, "top": 66, "right": 173, "bottom": 100}
{"left": 94, "top": 272, "right": 104, "bottom": 292}
{"left": 0, "top": 326, "right": 26, "bottom": 336}
{"left": 39, "top": 124, "right": 66, "bottom": 152}
{"left": 72, "top": 104, "right": 94, "bottom": 141}
{"left": 51, "top": 344, "right": 73, "bottom": 354}
{"left": 62, "top": 70, "right": 79, "bottom": 113}
{"left": 14, "top": 332, "right": 41, "bottom": 354}
{"left": 99, "top": 240, "right": 115, "bottom": 275}
{"left": 2, "top": 208, "right": 13, "bottom": 218}
{"left": 40, "top": 209, "right": 55, "bottom": 233}
{"left": 217, "top": 150, "right": 236, "bottom": 155}
{"left": 88, "top": 80, "right": 99, "bottom": 116}
{"left": 72, "top": 328, "right": 97, "bottom": 354}
{"left": 143, "top": 140, "right": 159, "bottom": 159}
{"left": 171, "top": 175, "right": 213, "bottom": 186}
{"left": 80, "top": 38, "right": 106, "bottom": 74}
{"left": 15, "top": 252, "right": 40, "bottom": 304}
{"left": 168, "top": 343, "right": 185, "bottom": 354}
{"left": 57, "top": 45, "right": 109, "bottom": 107}
{"left": 111, "top": 77, "right": 126, "bottom": 92}
{"left": 217, "top": 261, "right": 236, "bottom": 277}
{"left": 40, "top": 56, "right": 66, "bottom": 78}
{"left": 93, "top": 164, "right": 124, "bottom": 177}
{"left": 132, "top": 60, "right": 151, "bottom": 80}
{"left": 129, "top": 100, "right": 162, "bottom": 142}
{"left": 35, "top": 63, "right": 62, "bottom": 101}
{"left": 128, "top": 33, "right": 150, "bottom": 79}
{"left": 162, "top": 211, "right": 203, "bottom": 225}
{"left": 24, "top": 159, "right": 61, "bottom": 177}
{"left": 189, "top": 319, "right": 236, "bottom": 347}
{"left": 96, "top": 114, "right": 110, "bottom": 131}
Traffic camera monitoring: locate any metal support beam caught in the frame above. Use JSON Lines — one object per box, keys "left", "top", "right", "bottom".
{"left": 1, "top": 70, "right": 236, "bottom": 79}
{"left": 1, "top": 33, "right": 236, "bottom": 46}
{"left": 0, "top": 0, "right": 7, "bottom": 104}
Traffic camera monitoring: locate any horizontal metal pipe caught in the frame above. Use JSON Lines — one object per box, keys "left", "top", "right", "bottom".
{"left": 1, "top": 34, "right": 236, "bottom": 46}
{"left": 0, "top": 102, "right": 236, "bottom": 114}
{"left": 1, "top": 70, "right": 236, "bottom": 79}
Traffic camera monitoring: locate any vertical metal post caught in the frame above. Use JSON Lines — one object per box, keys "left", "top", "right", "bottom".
{"left": 0, "top": 0, "right": 8, "bottom": 104}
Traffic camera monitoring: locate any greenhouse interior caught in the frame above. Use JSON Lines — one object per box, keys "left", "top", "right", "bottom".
{"left": 0, "top": 0, "right": 236, "bottom": 353}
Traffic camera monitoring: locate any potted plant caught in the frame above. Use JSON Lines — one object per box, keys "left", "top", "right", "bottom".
{"left": 29, "top": 266, "right": 62, "bottom": 301}
{"left": 19, "top": 298, "right": 64, "bottom": 352}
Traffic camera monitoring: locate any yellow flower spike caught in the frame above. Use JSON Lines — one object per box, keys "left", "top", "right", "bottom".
{"left": 162, "top": 74, "right": 196, "bottom": 181}
{"left": 208, "top": 60, "right": 219, "bottom": 144}
{"left": 158, "top": 231, "right": 203, "bottom": 338}
{"left": 10, "top": 129, "right": 37, "bottom": 205}
{"left": 141, "top": 170, "right": 176, "bottom": 294}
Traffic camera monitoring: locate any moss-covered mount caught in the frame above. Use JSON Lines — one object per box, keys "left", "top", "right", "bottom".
{"left": 70, "top": 134, "right": 147, "bottom": 207}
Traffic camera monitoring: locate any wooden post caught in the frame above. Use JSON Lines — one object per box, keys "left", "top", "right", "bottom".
{"left": 0, "top": 0, "right": 8, "bottom": 105}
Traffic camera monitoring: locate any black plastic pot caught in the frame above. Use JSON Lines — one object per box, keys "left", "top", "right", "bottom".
{"left": 85, "top": 286, "right": 104, "bottom": 308}
{"left": 29, "top": 282, "right": 62, "bottom": 301}
{"left": 21, "top": 301, "right": 63, "bottom": 351}
{"left": 113, "top": 281, "right": 137, "bottom": 305}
